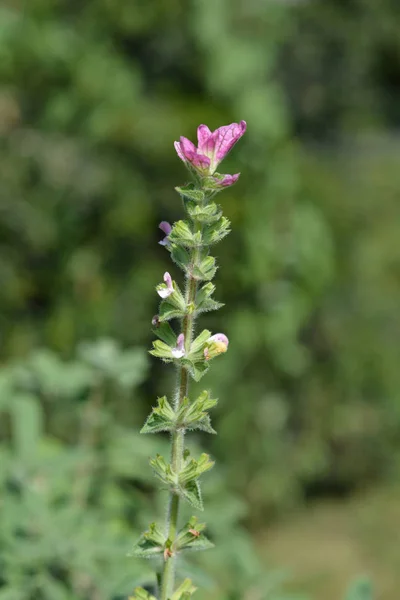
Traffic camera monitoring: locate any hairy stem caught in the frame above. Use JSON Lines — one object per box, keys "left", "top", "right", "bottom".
{"left": 160, "top": 260, "right": 199, "bottom": 599}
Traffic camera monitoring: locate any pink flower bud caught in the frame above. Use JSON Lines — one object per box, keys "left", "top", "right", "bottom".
{"left": 157, "top": 272, "right": 174, "bottom": 298}
{"left": 172, "top": 333, "right": 185, "bottom": 358}
{"left": 159, "top": 221, "right": 172, "bottom": 246}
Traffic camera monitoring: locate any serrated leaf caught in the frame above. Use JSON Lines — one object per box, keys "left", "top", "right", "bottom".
{"left": 187, "top": 202, "right": 222, "bottom": 224}
{"left": 128, "top": 523, "right": 166, "bottom": 558}
{"left": 168, "top": 220, "right": 197, "bottom": 248}
{"left": 197, "top": 299, "right": 224, "bottom": 314}
{"left": 129, "top": 537, "right": 164, "bottom": 559}
{"left": 195, "top": 282, "right": 223, "bottom": 315}
{"left": 175, "top": 393, "right": 217, "bottom": 434}
{"left": 184, "top": 360, "right": 209, "bottom": 382}
{"left": 202, "top": 217, "right": 231, "bottom": 245}
{"left": 181, "top": 533, "right": 214, "bottom": 553}
{"left": 180, "top": 479, "right": 203, "bottom": 510}
{"left": 141, "top": 396, "right": 176, "bottom": 434}
{"left": 192, "top": 255, "right": 217, "bottom": 281}
{"left": 176, "top": 185, "right": 205, "bottom": 203}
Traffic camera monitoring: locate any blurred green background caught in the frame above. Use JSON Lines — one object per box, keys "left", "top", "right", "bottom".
{"left": 0, "top": 0, "right": 400, "bottom": 599}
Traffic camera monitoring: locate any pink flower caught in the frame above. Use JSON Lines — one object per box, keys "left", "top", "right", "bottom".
{"left": 157, "top": 272, "right": 174, "bottom": 298}
{"left": 159, "top": 221, "right": 172, "bottom": 246}
{"left": 210, "top": 173, "right": 240, "bottom": 188}
{"left": 208, "top": 333, "right": 229, "bottom": 347}
{"left": 174, "top": 121, "right": 246, "bottom": 176}
{"left": 172, "top": 333, "right": 185, "bottom": 358}
{"left": 204, "top": 333, "right": 229, "bottom": 360}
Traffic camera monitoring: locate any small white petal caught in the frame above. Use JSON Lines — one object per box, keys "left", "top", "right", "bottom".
{"left": 157, "top": 288, "right": 173, "bottom": 298}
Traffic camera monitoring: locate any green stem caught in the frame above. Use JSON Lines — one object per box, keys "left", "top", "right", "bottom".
{"left": 160, "top": 266, "right": 198, "bottom": 599}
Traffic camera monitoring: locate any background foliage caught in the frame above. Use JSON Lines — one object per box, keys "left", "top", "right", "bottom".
{"left": 0, "top": 0, "right": 399, "bottom": 598}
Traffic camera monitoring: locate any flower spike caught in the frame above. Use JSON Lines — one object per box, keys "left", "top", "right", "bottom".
{"left": 142, "top": 119, "right": 246, "bottom": 598}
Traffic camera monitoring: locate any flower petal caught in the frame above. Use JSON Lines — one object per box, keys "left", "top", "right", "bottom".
{"left": 172, "top": 333, "right": 185, "bottom": 358}
{"left": 159, "top": 221, "right": 172, "bottom": 235}
{"left": 157, "top": 287, "right": 173, "bottom": 299}
{"left": 174, "top": 141, "right": 186, "bottom": 162}
{"left": 197, "top": 124, "right": 212, "bottom": 153}
{"left": 179, "top": 136, "right": 197, "bottom": 160}
{"left": 208, "top": 333, "right": 229, "bottom": 346}
{"left": 164, "top": 272, "right": 173, "bottom": 291}
{"left": 212, "top": 120, "right": 247, "bottom": 169}
{"left": 190, "top": 152, "right": 211, "bottom": 171}
{"left": 215, "top": 173, "right": 240, "bottom": 187}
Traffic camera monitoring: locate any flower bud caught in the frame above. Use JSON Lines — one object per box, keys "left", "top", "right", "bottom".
{"left": 159, "top": 221, "right": 172, "bottom": 246}
{"left": 204, "top": 333, "right": 229, "bottom": 360}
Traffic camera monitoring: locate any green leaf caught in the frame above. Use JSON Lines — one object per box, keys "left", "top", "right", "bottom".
{"left": 175, "top": 517, "right": 214, "bottom": 550}
{"left": 153, "top": 322, "right": 177, "bottom": 346}
{"left": 170, "top": 243, "right": 191, "bottom": 273}
{"left": 150, "top": 454, "right": 175, "bottom": 485}
{"left": 192, "top": 255, "right": 217, "bottom": 281}
{"left": 128, "top": 523, "right": 166, "bottom": 558}
{"left": 176, "top": 185, "right": 205, "bottom": 203}
{"left": 176, "top": 392, "right": 217, "bottom": 434}
{"left": 184, "top": 360, "right": 209, "bottom": 382}
{"left": 141, "top": 396, "right": 176, "bottom": 434}
{"left": 168, "top": 220, "right": 200, "bottom": 248}
{"left": 158, "top": 301, "right": 186, "bottom": 323}
{"left": 180, "top": 479, "right": 203, "bottom": 511}
{"left": 149, "top": 340, "right": 174, "bottom": 360}
{"left": 202, "top": 217, "right": 231, "bottom": 245}
{"left": 170, "top": 579, "right": 197, "bottom": 599}
{"left": 187, "top": 201, "right": 222, "bottom": 224}
{"left": 179, "top": 453, "right": 215, "bottom": 485}
{"left": 129, "top": 588, "right": 157, "bottom": 600}
{"left": 190, "top": 329, "right": 211, "bottom": 355}
{"left": 195, "top": 282, "right": 223, "bottom": 315}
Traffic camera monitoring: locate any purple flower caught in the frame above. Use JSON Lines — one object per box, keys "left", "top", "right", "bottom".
{"left": 172, "top": 333, "right": 185, "bottom": 358}
{"left": 159, "top": 221, "right": 172, "bottom": 246}
{"left": 157, "top": 272, "right": 174, "bottom": 298}
{"left": 174, "top": 121, "right": 246, "bottom": 176}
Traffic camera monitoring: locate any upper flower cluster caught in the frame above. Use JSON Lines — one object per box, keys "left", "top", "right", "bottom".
{"left": 174, "top": 121, "right": 246, "bottom": 188}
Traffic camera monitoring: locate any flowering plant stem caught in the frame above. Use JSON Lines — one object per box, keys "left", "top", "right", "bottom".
{"left": 129, "top": 121, "right": 246, "bottom": 600}
{"left": 161, "top": 248, "right": 199, "bottom": 598}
